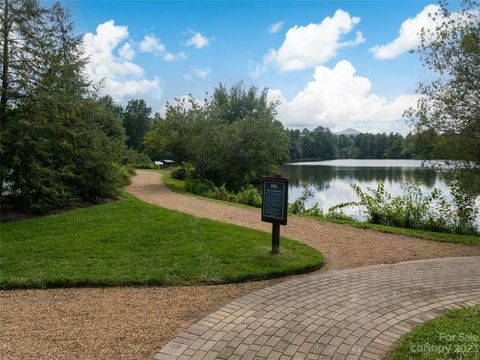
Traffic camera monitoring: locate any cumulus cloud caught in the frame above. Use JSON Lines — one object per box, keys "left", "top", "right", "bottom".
{"left": 139, "top": 34, "right": 166, "bottom": 54}
{"left": 275, "top": 10, "right": 365, "bottom": 71}
{"left": 269, "top": 60, "right": 419, "bottom": 130}
{"left": 267, "top": 21, "right": 285, "bottom": 34}
{"left": 105, "top": 76, "right": 162, "bottom": 100}
{"left": 370, "top": 4, "right": 439, "bottom": 59}
{"left": 139, "top": 34, "right": 186, "bottom": 62}
{"left": 370, "top": 4, "right": 473, "bottom": 59}
{"left": 163, "top": 51, "right": 187, "bottom": 62}
{"left": 119, "top": 42, "right": 134, "bottom": 60}
{"left": 83, "top": 20, "right": 162, "bottom": 101}
{"left": 251, "top": 10, "right": 364, "bottom": 77}
{"left": 185, "top": 31, "right": 212, "bottom": 49}
{"left": 83, "top": 20, "right": 144, "bottom": 81}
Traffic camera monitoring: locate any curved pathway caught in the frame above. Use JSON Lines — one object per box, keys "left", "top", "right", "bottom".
{"left": 127, "top": 171, "right": 480, "bottom": 270}
{"left": 155, "top": 257, "right": 480, "bottom": 360}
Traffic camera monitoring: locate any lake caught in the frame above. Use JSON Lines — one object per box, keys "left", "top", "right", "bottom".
{"left": 281, "top": 159, "right": 480, "bottom": 227}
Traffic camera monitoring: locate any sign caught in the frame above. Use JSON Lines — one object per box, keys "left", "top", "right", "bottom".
{"left": 262, "top": 176, "right": 288, "bottom": 254}
{"left": 262, "top": 177, "right": 288, "bottom": 225}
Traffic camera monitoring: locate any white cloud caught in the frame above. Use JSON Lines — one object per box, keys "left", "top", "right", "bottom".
{"left": 275, "top": 10, "right": 365, "bottom": 71}
{"left": 370, "top": 4, "right": 439, "bottom": 59}
{"left": 370, "top": 4, "right": 473, "bottom": 59}
{"left": 250, "top": 48, "right": 277, "bottom": 80}
{"left": 139, "top": 34, "right": 186, "bottom": 61}
{"left": 268, "top": 21, "right": 285, "bottom": 34}
{"left": 83, "top": 20, "right": 162, "bottom": 101}
{"left": 185, "top": 31, "right": 212, "bottom": 49}
{"left": 163, "top": 51, "right": 187, "bottom": 62}
{"left": 105, "top": 76, "right": 162, "bottom": 100}
{"left": 251, "top": 10, "right": 364, "bottom": 77}
{"left": 193, "top": 67, "right": 211, "bottom": 78}
{"left": 269, "top": 60, "right": 419, "bottom": 131}
{"left": 119, "top": 42, "right": 134, "bottom": 60}
{"left": 139, "top": 34, "right": 166, "bottom": 54}
{"left": 83, "top": 20, "right": 144, "bottom": 82}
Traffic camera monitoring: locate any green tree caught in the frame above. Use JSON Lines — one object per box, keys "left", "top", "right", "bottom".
{"left": 146, "top": 83, "right": 289, "bottom": 191}
{"left": 123, "top": 99, "right": 153, "bottom": 152}
{"left": 1, "top": 1, "right": 128, "bottom": 211}
{"left": 405, "top": 0, "right": 480, "bottom": 194}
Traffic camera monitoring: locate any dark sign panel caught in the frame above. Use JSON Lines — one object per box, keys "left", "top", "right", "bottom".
{"left": 262, "top": 177, "right": 288, "bottom": 225}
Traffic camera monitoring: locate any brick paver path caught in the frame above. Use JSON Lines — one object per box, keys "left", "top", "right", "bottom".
{"left": 154, "top": 257, "right": 480, "bottom": 360}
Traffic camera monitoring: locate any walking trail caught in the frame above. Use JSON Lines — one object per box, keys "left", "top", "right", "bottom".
{"left": 127, "top": 171, "right": 480, "bottom": 359}
{"left": 127, "top": 170, "right": 480, "bottom": 270}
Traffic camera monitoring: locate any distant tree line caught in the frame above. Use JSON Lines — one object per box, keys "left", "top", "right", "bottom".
{"left": 287, "top": 127, "right": 435, "bottom": 161}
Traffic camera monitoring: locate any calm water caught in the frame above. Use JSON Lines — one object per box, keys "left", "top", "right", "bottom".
{"left": 281, "top": 159, "right": 480, "bottom": 226}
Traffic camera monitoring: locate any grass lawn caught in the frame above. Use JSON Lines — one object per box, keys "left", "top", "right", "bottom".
{"left": 0, "top": 194, "right": 324, "bottom": 289}
{"left": 391, "top": 305, "right": 480, "bottom": 360}
{"left": 153, "top": 169, "right": 480, "bottom": 246}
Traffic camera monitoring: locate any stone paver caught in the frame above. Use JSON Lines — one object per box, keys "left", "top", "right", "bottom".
{"left": 154, "top": 257, "right": 480, "bottom": 360}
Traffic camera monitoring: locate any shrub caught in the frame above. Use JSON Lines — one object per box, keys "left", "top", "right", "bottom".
{"left": 289, "top": 183, "right": 314, "bottom": 215}
{"left": 171, "top": 162, "right": 195, "bottom": 180}
{"left": 185, "top": 178, "right": 215, "bottom": 195}
{"left": 121, "top": 148, "right": 155, "bottom": 169}
{"left": 235, "top": 186, "right": 262, "bottom": 207}
{"left": 331, "top": 181, "right": 478, "bottom": 235}
{"left": 206, "top": 184, "right": 237, "bottom": 202}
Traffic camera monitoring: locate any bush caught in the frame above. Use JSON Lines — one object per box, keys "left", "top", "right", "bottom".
{"left": 234, "top": 186, "right": 262, "bottom": 207}
{"left": 171, "top": 162, "right": 195, "bottom": 180}
{"left": 185, "top": 178, "right": 215, "bottom": 195}
{"left": 206, "top": 184, "right": 237, "bottom": 202}
{"left": 121, "top": 148, "right": 155, "bottom": 169}
{"left": 331, "top": 181, "right": 479, "bottom": 235}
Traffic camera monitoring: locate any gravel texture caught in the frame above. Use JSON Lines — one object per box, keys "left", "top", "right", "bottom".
{"left": 0, "top": 282, "right": 278, "bottom": 359}
{"left": 2, "top": 170, "right": 478, "bottom": 360}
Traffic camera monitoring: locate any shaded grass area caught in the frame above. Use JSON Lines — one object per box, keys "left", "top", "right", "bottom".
{"left": 391, "top": 305, "right": 480, "bottom": 360}
{"left": 0, "top": 194, "right": 324, "bottom": 289}
{"left": 154, "top": 170, "right": 480, "bottom": 246}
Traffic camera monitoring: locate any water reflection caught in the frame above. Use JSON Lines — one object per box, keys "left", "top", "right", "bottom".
{"left": 283, "top": 164, "right": 440, "bottom": 191}
{"left": 281, "top": 160, "right": 449, "bottom": 218}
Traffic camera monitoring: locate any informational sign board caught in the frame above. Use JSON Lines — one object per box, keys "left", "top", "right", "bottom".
{"left": 262, "top": 176, "right": 288, "bottom": 225}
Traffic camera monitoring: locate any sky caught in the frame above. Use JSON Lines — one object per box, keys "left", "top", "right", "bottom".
{"left": 50, "top": 0, "right": 462, "bottom": 134}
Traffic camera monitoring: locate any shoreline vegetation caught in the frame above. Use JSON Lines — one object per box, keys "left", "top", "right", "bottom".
{"left": 0, "top": 193, "right": 324, "bottom": 289}
{"left": 156, "top": 169, "right": 480, "bottom": 246}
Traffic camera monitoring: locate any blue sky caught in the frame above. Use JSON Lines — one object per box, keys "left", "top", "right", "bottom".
{"left": 53, "top": 0, "right": 461, "bottom": 133}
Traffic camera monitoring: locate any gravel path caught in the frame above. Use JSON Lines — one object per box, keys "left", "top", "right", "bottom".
{"left": 155, "top": 257, "right": 480, "bottom": 360}
{"left": 127, "top": 170, "right": 480, "bottom": 270}
{"left": 0, "top": 282, "right": 281, "bottom": 360}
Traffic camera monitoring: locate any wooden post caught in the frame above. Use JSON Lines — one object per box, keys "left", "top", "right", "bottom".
{"left": 272, "top": 223, "right": 280, "bottom": 254}
{"left": 262, "top": 176, "right": 288, "bottom": 255}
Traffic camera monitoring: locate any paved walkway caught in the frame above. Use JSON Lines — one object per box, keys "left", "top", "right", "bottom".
{"left": 127, "top": 171, "right": 480, "bottom": 270}
{"left": 155, "top": 257, "right": 480, "bottom": 360}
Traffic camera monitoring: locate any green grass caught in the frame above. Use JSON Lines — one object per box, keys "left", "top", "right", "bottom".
{"left": 152, "top": 170, "right": 480, "bottom": 246}
{"left": 391, "top": 305, "right": 480, "bottom": 360}
{"left": 0, "top": 194, "right": 324, "bottom": 289}
{"left": 302, "top": 215, "right": 480, "bottom": 246}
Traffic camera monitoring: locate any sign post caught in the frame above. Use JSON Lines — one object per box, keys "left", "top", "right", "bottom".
{"left": 261, "top": 175, "right": 288, "bottom": 254}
